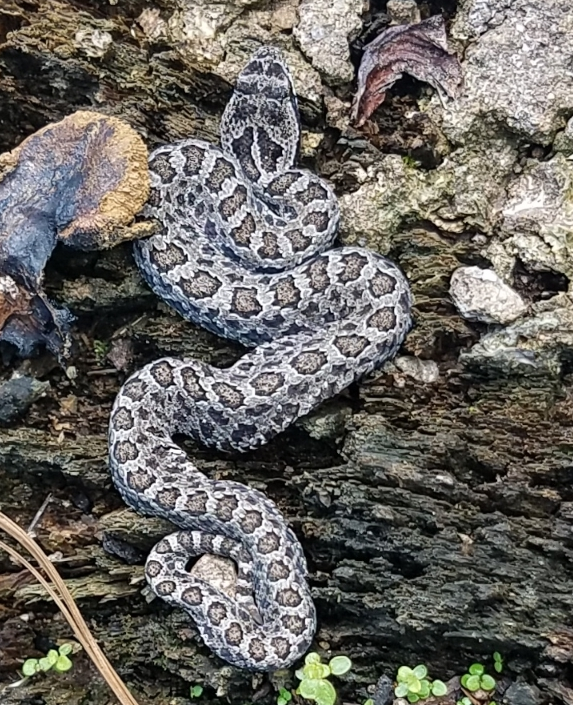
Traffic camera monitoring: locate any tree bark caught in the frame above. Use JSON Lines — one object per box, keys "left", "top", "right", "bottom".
{"left": 1, "top": 2, "right": 572, "bottom": 705}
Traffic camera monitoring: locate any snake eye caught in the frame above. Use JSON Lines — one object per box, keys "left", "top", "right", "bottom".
{"left": 266, "top": 60, "right": 288, "bottom": 80}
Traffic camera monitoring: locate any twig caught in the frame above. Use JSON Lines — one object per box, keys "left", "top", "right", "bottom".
{"left": 26, "top": 493, "right": 52, "bottom": 536}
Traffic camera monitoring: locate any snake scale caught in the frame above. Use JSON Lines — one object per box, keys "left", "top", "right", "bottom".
{"left": 108, "top": 46, "right": 412, "bottom": 671}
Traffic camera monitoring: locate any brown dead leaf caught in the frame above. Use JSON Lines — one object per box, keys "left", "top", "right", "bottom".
{"left": 352, "top": 14, "right": 463, "bottom": 127}
{"left": 0, "top": 111, "right": 152, "bottom": 362}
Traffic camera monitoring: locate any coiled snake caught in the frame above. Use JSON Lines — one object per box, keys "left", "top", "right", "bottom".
{"left": 108, "top": 46, "right": 412, "bottom": 671}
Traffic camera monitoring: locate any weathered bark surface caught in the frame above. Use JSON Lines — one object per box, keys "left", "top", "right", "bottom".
{"left": 1, "top": 2, "right": 572, "bottom": 705}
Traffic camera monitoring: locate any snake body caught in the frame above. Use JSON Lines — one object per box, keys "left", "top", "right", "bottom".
{"left": 108, "top": 47, "right": 412, "bottom": 671}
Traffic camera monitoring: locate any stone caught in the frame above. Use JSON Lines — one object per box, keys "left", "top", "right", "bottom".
{"left": 554, "top": 117, "right": 573, "bottom": 155}
{"left": 394, "top": 356, "right": 440, "bottom": 383}
{"left": 166, "top": 0, "right": 257, "bottom": 66}
{"left": 492, "top": 154, "right": 573, "bottom": 280}
{"left": 293, "top": 0, "right": 363, "bottom": 85}
{"left": 0, "top": 375, "right": 50, "bottom": 423}
{"left": 338, "top": 155, "right": 454, "bottom": 249}
{"left": 503, "top": 681, "right": 543, "bottom": 705}
{"left": 442, "top": 0, "right": 573, "bottom": 145}
{"left": 386, "top": 0, "right": 421, "bottom": 26}
{"left": 450, "top": 266, "right": 527, "bottom": 324}
{"left": 459, "top": 293, "right": 573, "bottom": 376}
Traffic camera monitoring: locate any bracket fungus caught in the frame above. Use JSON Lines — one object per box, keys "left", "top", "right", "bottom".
{"left": 0, "top": 111, "right": 151, "bottom": 361}
{"left": 352, "top": 14, "right": 463, "bottom": 127}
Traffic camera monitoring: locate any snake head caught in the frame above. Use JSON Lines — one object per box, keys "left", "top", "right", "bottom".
{"left": 0, "top": 110, "right": 151, "bottom": 362}
{"left": 220, "top": 46, "right": 301, "bottom": 184}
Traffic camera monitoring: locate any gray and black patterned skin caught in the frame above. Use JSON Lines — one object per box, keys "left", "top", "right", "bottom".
{"left": 108, "top": 46, "right": 412, "bottom": 671}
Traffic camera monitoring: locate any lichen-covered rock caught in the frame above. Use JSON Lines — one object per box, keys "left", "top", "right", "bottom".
{"left": 298, "top": 402, "right": 352, "bottom": 440}
{"left": 166, "top": 0, "right": 258, "bottom": 66}
{"left": 554, "top": 117, "right": 573, "bottom": 155}
{"left": 394, "top": 356, "right": 440, "bottom": 383}
{"left": 293, "top": 0, "right": 363, "bottom": 85}
{"left": 190, "top": 555, "right": 238, "bottom": 601}
{"left": 339, "top": 0, "right": 573, "bottom": 245}
{"left": 488, "top": 154, "right": 573, "bottom": 279}
{"left": 437, "top": 140, "right": 516, "bottom": 233}
{"left": 386, "top": 0, "right": 421, "bottom": 25}
{"left": 74, "top": 28, "right": 113, "bottom": 59}
{"left": 139, "top": 0, "right": 326, "bottom": 105}
{"left": 459, "top": 294, "right": 573, "bottom": 376}
{"left": 338, "top": 139, "right": 519, "bottom": 243}
{"left": 450, "top": 266, "right": 527, "bottom": 324}
{"left": 338, "top": 155, "right": 454, "bottom": 248}
{"left": 444, "top": 0, "right": 573, "bottom": 145}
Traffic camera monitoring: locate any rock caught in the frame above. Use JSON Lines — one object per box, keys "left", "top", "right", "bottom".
{"left": 137, "top": 8, "right": 167, "bottom": 41}
{"left": 503, "top": 681, "right": 543, "bottom": 705}
{"left": 450, "top": 266, "right": 527, "bottom": 324}
{"left": 341, "top": 0, "right": 573, "bottom": 243}
{"left": 554, "top": 117, "right": 573, "bottom": 155}
{"left": 189, "top": 554, "right": 264, "bottom": 622}
{"left": 298, "top": 402, "right": 352, "bottom": 440}
{"left": 166, "top": 0, "right": 258, "bottom": 66}
{"left": 438, "top": 140, "right": 517, "bottom": 234}
{"left": 444, "top": 0, "right": 573, "bottom": 145}
{"left": 372, "top": 674, "right": 394, "bottom": 705}
{"left": 107, "top": 337, "right": 135, "bottom": 373}
{"left": 74, "top": 29, "right": 113, "bottom": 59}
{"left": 394, "top": 356, "right": 440, "bottom": 383}
{"left": 459, "top": 293, "right": 573, "bottom": 376}
{"left": 338, "top": 155, "right": 453, "bottom": 248}
{"left": 293, "top": 0, "right": 362, "bottom": 85}
{"left": 337, "top": 139, "right": 518, "bottom": 242}
{"left": 0, "top": 375, "right": 50, "bottom": 423}
{"left": 386, "top": 0, "right": 421, "bottom": 25}
{"left": 190, "top": 555, "right": 238, "bottom": 600}
{"left": 491, "top": 154, "right": 573, "bottom": 280}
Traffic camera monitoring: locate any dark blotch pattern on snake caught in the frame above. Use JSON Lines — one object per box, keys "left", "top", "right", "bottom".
{"left": 108, "top": 46, "right": 412, "bottom": 671}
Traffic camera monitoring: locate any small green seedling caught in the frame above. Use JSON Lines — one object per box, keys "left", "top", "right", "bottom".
{"left": 93, "top": 340, "right": 110, "bottom": 364}
{"left": 394, "top": 665, "right": 447, "bottom": 703}
{"left": 190, "top": 685, "right": 203, "bottom": 699}
{"left": 461, "top": 663, "right": 496, "bottom": 693}
{"left": 277, "top": 686, "right": 292, "bottom": 705}
{"left": 21, "top": 644, "right": 74, "bottom": 677}
{"left": 493, "top": 652, "right": 503, "bottom": 674}
{"left": 295, "top": 652, "right": 353, "bottom": 705}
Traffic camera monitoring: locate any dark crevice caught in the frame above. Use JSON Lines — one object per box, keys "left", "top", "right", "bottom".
{"left": 512, "top": 258, "right": 569, "bottom": 303}
{"left": 0, "top": 10, "right": 27, "bottom": 43}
